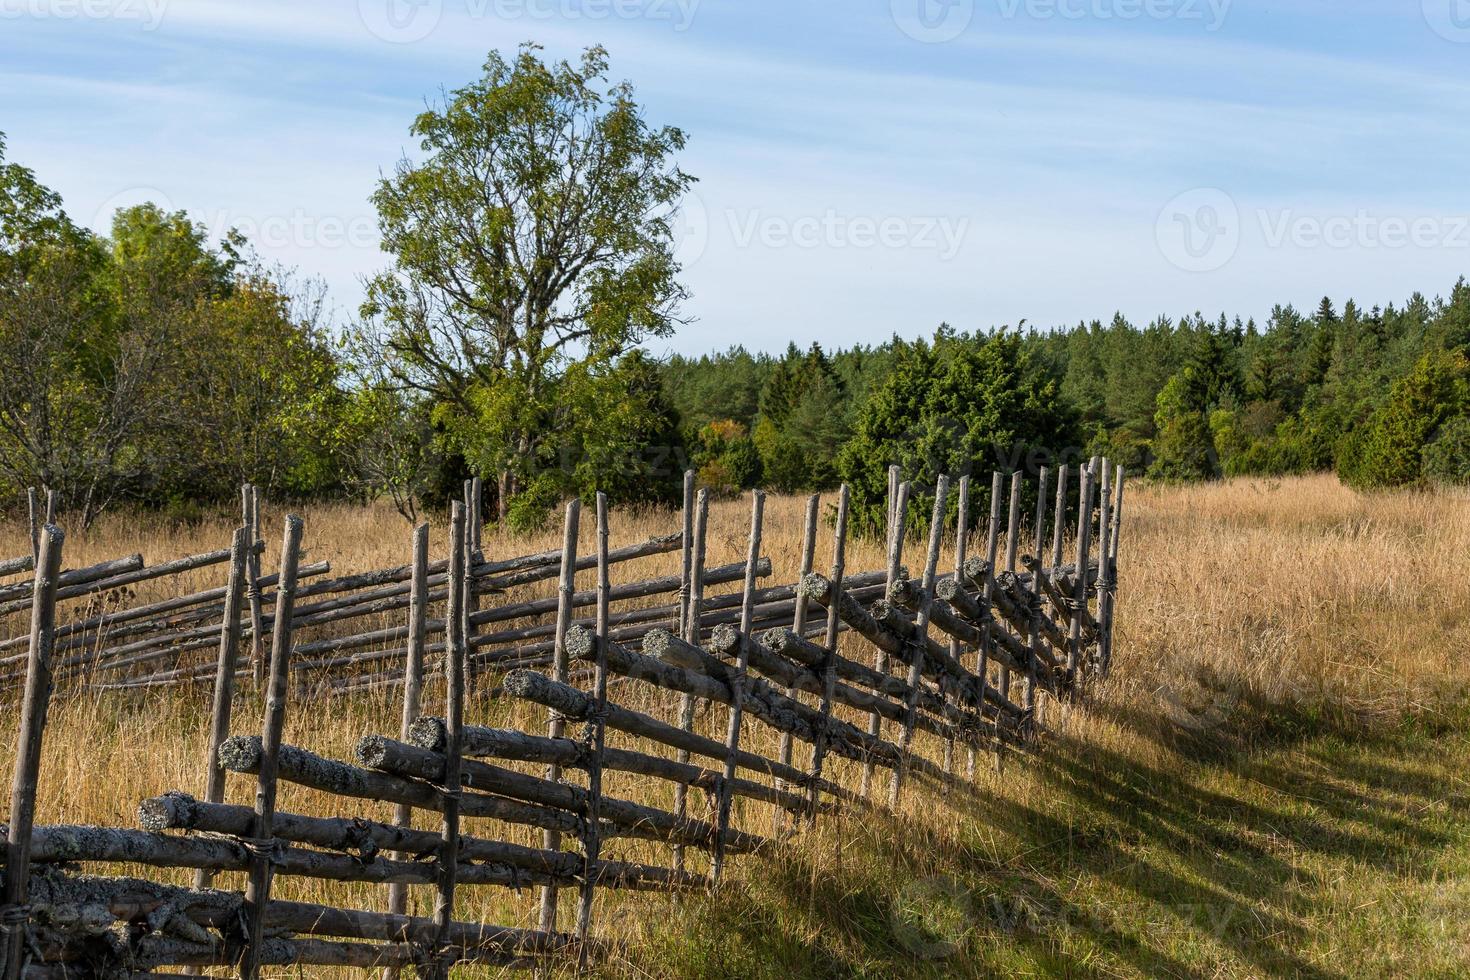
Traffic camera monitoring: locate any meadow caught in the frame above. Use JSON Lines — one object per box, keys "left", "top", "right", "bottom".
{"left": 2, "top": 473, "right": 1468, "bottom": 978}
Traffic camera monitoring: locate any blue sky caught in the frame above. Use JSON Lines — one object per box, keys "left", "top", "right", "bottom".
{"left": 3, "top": 0, "right": 1469, "bottom": 355}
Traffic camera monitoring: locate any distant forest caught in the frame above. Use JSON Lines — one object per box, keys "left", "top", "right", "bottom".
{"left": 5, "top": 45, "right": 1470, "bottom": 534}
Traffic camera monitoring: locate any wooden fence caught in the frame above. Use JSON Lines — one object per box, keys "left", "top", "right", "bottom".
{"left": 0, "top": 460, "right": 1125, "bottom": 978}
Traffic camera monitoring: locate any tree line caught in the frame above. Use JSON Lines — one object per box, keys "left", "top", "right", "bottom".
{"left": 3, "top": 44, "right": 1467, "bottom": 533}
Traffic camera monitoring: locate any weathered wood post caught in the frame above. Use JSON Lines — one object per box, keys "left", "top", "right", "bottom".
{"left": 1051, "top": 465, "right": 1069, "bottom": 568}
{"left": 711, "top": 490, "right": 765, "bottom": 887}
{"left": 470, "top": 476, "right": 484, "bottom": 556}
{"left": 807, "top": 484, "right": 849, "bottom": 818}
{"left": 672, "top": 489, "right": 709, "bottom": 875}
{"left": 1065, "top": 464, "right": 1097, "bottom": 692}
{"left": 888, "top": 475, "right": 949, "bottom": 807}
{"left": 970, "top": 471, "right": 1003, "bottom": 781}
{"left": 774, "top": 493, "right": 820, "bottom": 831}
{"left": 1092, "top": 460, "right": 1114, "bottom": 678}
{"left": 430, "top": 503, "right": 468, "bottom": 980}
{"left": 575, "top": 493, "right": 612, "bottom": 962}
{"left": 462, "top": 482, "right": 481, "bottom": 693}
{"left": 1, "top": 523, "right": 63, "bottom": 980}
{"left": 25, "top": 489, "right": 38, "bottom": 561}
{"left": 863, "top": 480, "right": 909, "bottom": 797}
{"left": 1000, "top": 471, "right": 1023, "bottom": 704}
{"left": 385, "top": 521, "right": 431, "bottom": 960}
{"left": 42, "top": 490, "right": 56, "bottom": 529}
{"left": 196, "top": 525, "right": 249, "bottom": 892}
{"left": 536, "top": 500, "right": 580, "bottom": 934}
{"left": 678, "top": 470, "right": 696, "bottom": 636}
{"left": 1029, "top": 467, "right": 1052, "bottom": 719}
{"left": 1100, "top": 465, "right": 1126, "bottom": 676}
{"left": 942, "top": 475, "right": 971, "bottom": 775}
{"left": 239, "top": 514, "right": 303, "bottom": 980}
{"left": 242, "top": 484, "right": 266, "bottom": 689}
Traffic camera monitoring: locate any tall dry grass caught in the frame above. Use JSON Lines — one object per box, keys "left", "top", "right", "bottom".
{"left": 1, "top": 473, "right": 1467, "bottom": 977}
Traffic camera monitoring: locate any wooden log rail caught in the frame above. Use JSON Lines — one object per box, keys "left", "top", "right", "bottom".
{"left": 138, "top": 792, "right": 706, "bottom": 892}
{"left": 799, "top": 573, "right": 1027, "bottom": 726}
{"left": 405, "top": 718, "right": 823, "bottom": 815}
{"left": 560, "top": 625, "right": 962, "bottom": 788}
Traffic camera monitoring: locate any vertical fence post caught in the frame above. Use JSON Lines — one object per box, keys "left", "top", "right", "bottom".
{"left": 1028, "top": 467, "right": 1051, "bottom": 721}
{"left": 889, "top": 475, "right": 948, "bottom": 808}
{"left": 196, "top": 525, "right": 249, "bottom": 892}
{"left": 775, "top": 494, "right": 820, "bottom": 832}
{"left": 575, "top": 494, "right": 612, "bottom": 963}
{"left": 672, "top": 490, "right": 708, "bottom": 875}
{"left": 1101, "top": 466, "right": 1126, "bottom": 676}
{"left": 385, "top": 521, "right": 431, "bottom": 967}
{"left": 1066, "top": 465, "right": 1097, "bottom": 694}
{"left": 1092, "top": 461, "right": 1113, "bottom": 676}
{"left": 1051, "top": 465, "right": 1069, "bottom": 569}
{"left": 25, "top": 489, "right": 39, "bottom": 561}
{"left": 42, "top": 490, "right": 56, "bottom": 529}
{"left": 461, "top": 483, "right": 481, "bottom": 693}
{"left": 1000, "top": 472, "right": 1023, "bottom": 706}
{"left": 1, "top": 523, "right": 63, "bottom": 980}
{"left": 711, "top": 490, "right": 765, "bottom": 885}
{"left": 942, "top": 475, "right": 971, "bottom": 776}
{"left": 678, "top": 471, "right": 696, "bottom": 636}
{"left": 807, "top": 485, "right": 849, "bottom": 819}
{"left": 239, "top": 514, "right": 303, "bottom": 980}
{"left": 537, "top": 500, "right": 580, "bottom": 934}
{"left": 430, "top": 504, "right": 468, "bottom": 980}
{"left": 470, "top": 476, "right": 484, "bottom": 556}
{"left": 972, "top": 472, "right": 1003, "bottom": 780}
{"left": 242, "top": 485, "right": 266, "bottom": 689}
{"left": 864, "top": 481, "right": 909, "bottom": 797}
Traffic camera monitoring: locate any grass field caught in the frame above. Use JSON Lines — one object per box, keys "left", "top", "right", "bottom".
{"left": 3, "top": 474, "right": 1469, "bottom": 978}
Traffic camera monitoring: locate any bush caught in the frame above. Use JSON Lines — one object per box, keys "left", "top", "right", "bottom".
{"left": 1338, "top": 349, "right": 1470, "bottom": 489}
{"left": 1422, "top": 415, "right": 1470, "bottom": 485}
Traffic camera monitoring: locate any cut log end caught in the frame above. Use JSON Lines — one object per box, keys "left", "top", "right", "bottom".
{"left": 217, "top": 734, "right": 263, "bottom": 773}
{"left": 708, "top": 623, "right": 741, "bottom": 656}
{"left": 408, "top": 716, "right": 448, "bottom": 752}
{"left": 354, "top": 734, "right": 391, "bottom": 769}
{"left": 564, "top": 625, "right": 597, "bottom": 660}
{"left": 136, "top": 792, "right": 198, "bottom": 833}
{"left": 798, "top": 573, "right": 831, "bottom": 602}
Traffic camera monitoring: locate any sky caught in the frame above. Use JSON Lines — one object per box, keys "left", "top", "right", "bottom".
{"left": 3, "top": 0, "right": 1469, "bottom": 356}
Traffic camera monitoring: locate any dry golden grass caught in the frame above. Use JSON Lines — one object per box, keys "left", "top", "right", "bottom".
{"left": 3, "top": 473, "right": 1469, "bottom": 978}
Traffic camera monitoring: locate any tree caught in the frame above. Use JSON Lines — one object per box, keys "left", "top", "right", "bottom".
{"left": 836, "top": 328, "right": 1078, "bottom": 536}
{"left": 1338, "top": 349, "right": 1469, "bottom": 490}
{"left": 355, "top": 44, "right": 694, "bottom": 521}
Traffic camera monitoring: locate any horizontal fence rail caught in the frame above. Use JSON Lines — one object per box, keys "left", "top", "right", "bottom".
{"left": 0, "top": 461, "right": 1126, "bottom": 978}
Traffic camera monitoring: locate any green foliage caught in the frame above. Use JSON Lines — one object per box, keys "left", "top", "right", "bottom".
{"left": 355, "top": 44, "right": 693, "bottom": 523}
{"left": 1422, "top": 415, "right": 1470, "bottom": 485}
{"left": 836, "top": 328, "right": 1078, "bottom": 536}
{"left": 693, "top": 419, "right": 763, "bottom": 497}
{"left": 1338, "top": 350, "right": 1470, "bottom": 490}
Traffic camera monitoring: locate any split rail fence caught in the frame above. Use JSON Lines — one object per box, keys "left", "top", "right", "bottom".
{"left": 0, "top": 460, "right": 1125, "bottom": 978}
